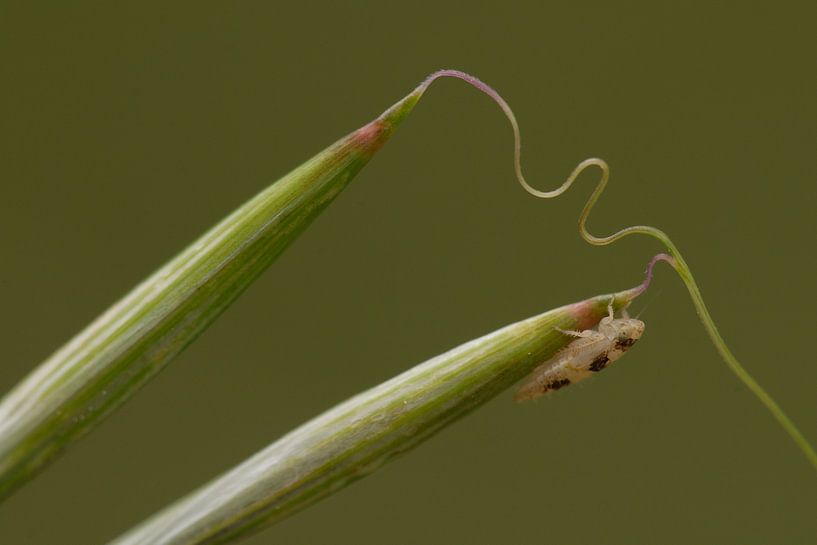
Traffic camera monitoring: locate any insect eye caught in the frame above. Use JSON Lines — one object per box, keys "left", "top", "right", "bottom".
{"left": 615, "top": 335, "right": 637, "bottom": 348}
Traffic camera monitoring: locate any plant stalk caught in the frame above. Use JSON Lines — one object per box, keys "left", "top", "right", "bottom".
{"left": 0, "top": 88, "right": 422, "bottom": 500}
{"left": 109, "top": 290, "right": 638, "bottom": 545}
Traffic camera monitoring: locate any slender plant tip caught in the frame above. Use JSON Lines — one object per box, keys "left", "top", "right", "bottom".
{"left": 414, "top": 69, "right": 817, "bottom": 473}
{"left": 629, "top": 253, "right": 676, "bottom": 299}
{"left": 0, "top": 83, "right": 423, "bottom": 500}
{"left": 354, "top": 86, "right": 425, "bottom": 153}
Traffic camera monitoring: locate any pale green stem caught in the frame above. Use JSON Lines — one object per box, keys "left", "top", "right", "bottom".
{"left": 108, "top": 291, "right": 636, "bottom": 545}
{"left": 423, "top": 68, "right": 817, "bottom": 471}
{"left": 542, "top": 160, "right": 817, "bottom": 473}
{"left": 0, "top": 89, "right": 423, "bottom": 500}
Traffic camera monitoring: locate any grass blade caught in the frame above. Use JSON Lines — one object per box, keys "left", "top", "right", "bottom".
{"left": 109, "top": 290, "right": 640, "bottom": 545}
{"left": 0, "top": 88, "right": 422, "bottom": 500}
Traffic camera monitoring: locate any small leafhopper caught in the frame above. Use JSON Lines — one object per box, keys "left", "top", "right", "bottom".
{"left": 515, "top": 301, "right": 645, "bottom": 401}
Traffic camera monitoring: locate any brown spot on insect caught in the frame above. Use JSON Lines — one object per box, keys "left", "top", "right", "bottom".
{"left": 588, "top": 353, "right": 610, "bottom": 372}
{"left": 515, "top": 298, "right": 645, "bottom": 402}
{"left": 548, "top": 378, "right": 571, "bottom": 390}
{"left": 615, "top": 337, "right": 637, "bottom": 350}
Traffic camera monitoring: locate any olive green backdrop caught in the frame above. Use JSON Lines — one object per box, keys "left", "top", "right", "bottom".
{"left": 1, "top": 2, "right": 815, "bottom": 544}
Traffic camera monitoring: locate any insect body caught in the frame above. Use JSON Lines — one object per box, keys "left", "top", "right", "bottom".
{"left": 515, "top": 302, "right": 645, "bottom": 402}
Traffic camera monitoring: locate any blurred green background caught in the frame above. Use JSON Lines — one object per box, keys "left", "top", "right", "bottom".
{"left": 1, "top": 2, "right": 816, "bottom": 544}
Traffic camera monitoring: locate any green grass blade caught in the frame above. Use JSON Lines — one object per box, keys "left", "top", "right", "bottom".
{"left": 0, "top": 88, "right": 422, "bottom": 501}
{"left": 109, "top": 290, "right": 639, "bottom": 545}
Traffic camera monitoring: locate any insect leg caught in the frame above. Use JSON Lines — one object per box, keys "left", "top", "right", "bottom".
{"left": 556, "top": 327, "right": 594, "bottom": 338}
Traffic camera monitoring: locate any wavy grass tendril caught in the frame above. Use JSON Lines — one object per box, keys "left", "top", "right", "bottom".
{"left": 417, "top": 69, "right": 817, "bottom": 472}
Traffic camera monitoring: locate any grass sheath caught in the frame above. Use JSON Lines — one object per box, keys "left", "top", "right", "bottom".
{"left": 108, "top": 291, "right": 640, "bottom": 545}
{"left": 0, "top": 87, "right": 422, "bottom": 500}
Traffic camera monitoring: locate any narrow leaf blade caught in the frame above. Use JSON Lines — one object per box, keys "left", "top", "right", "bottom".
{"left": 0, "top": 88, "right": 422, "bottom": 500}
{"left": 109, "top": 292, "right": 637, "bottom": 545}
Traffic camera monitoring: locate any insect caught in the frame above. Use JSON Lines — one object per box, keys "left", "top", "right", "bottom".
{"left": 515, "top": 300, "right": 645, "bottom": 402}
